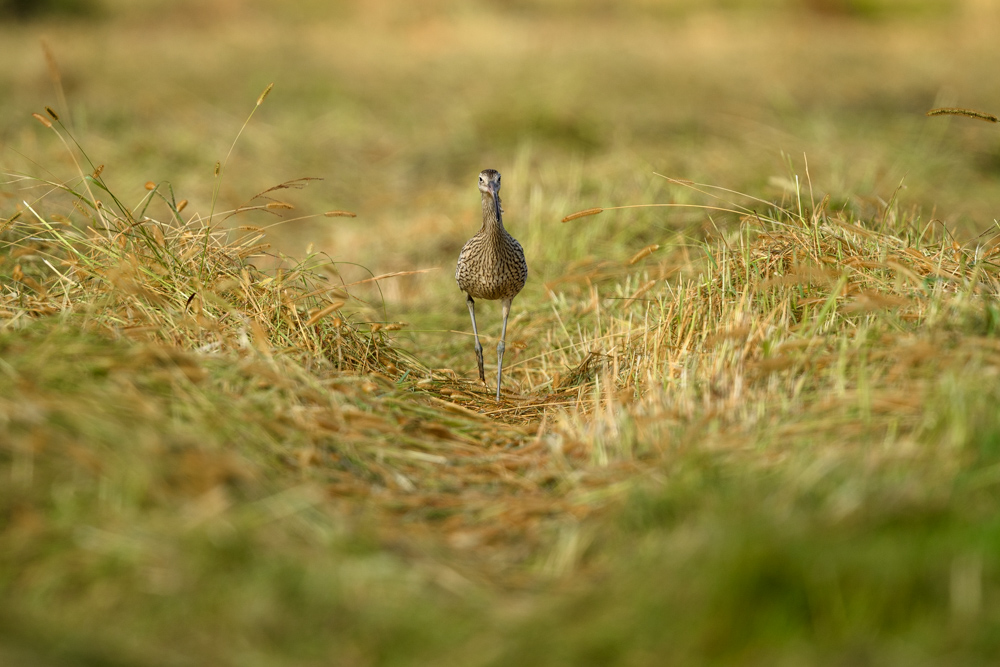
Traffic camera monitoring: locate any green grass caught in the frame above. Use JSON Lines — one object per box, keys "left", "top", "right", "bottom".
{"left": 5, "top": 1, "right": 1000, "bottom": 665}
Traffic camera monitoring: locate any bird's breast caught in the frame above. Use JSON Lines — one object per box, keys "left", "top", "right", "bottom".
{"left": 455, "top": 233, "right": 527, "bottom": 300}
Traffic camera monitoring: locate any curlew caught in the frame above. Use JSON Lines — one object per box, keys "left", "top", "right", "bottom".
{"left": 455, "top": 169, "right": 528, "bottom": 401}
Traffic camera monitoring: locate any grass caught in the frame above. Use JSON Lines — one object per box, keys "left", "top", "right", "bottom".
{"left": 5, "top": 1, "right": 1000, "bottom": 664}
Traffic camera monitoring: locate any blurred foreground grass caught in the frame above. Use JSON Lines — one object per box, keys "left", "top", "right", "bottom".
{"left": 5, "top": 1, "right": 1000, "bottom": 665}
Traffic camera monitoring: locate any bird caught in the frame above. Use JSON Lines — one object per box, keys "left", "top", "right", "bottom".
{"left": 455, "top": 169, "right": 528, "bottom": 401}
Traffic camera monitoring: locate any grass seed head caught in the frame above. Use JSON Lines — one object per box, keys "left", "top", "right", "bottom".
{"left": 628, "top": 244, "right": 660, "bottom": 265}
{"left": 562, "top": 207, "right": 604, "bottom": 222}
{"left": 40, "top": 39, "right": 61, "bottom": 82}
{"left": 926, "top": 107, "right": 999, "bottom": 123}
{"left": 32, "top": 112, "right": 52, "bottom": 128}
{"left": 257, "top": 82, "right": 274, "bottom": 106}
{"left": 304, "top": 301, "right": 347, "bottom": 327}
{"left": 238, "top": 243, "right": 271, "bottom": 258}
{"left": 324, "top": 210, "right": 357, "bottom": 218}
{"left": 1, "top": 211, "right": 23, "bottom": 232}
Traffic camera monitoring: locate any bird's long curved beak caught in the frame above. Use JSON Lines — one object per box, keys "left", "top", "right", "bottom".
{"left": 489, "top": 184, "right": 502, "bottom": 222}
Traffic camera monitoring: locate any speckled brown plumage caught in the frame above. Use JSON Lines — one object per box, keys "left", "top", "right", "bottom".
{"left": 455, "top": 193, "right": 527, "bottom": 300}
{"left": 455, "top": 169, "right": 527, "bottom": 401}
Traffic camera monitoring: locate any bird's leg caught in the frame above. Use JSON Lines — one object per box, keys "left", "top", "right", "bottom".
{"left": 496, "top": 297, "right": 512, "bottom": 402}
{"left": 466, "top": 294, "right": 486, "bottom": 383}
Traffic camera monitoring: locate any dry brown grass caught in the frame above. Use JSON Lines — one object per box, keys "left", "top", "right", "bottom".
{"left": 7, "top": 124, "right": 1000, "bottom": 661}
{"left": 8, "top": 136, "right": 999, "bottom": 541}
{"left": 6, "top": 7, "right": 1000, "bottom": 659}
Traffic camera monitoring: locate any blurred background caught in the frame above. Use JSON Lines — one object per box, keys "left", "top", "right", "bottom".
{"left": 3, "top": 0, "right": 1000, "bottom": 317}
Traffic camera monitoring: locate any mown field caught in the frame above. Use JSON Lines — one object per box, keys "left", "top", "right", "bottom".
{"left": 4, "top": 0, "right": 1000, "bottom": 665}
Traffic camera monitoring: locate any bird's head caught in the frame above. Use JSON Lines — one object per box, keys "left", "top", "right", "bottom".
{"left": 478, "top": 169, "right": 501, "bottom": 196}
{"left": 478, "top": 169, "right": 502, "bottom": 220}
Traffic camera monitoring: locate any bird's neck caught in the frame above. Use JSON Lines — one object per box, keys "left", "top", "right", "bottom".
{"left": 480, "top": 194, "right": 505, "bottom": 235}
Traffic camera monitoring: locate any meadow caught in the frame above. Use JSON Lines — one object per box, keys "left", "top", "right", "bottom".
{"left": 4, "top": 0, "right": 1000, "bottom": 664}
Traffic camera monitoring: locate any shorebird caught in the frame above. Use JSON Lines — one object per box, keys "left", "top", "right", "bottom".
{"left": 455, "top": 169, "right": 527, "bottom": 401}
